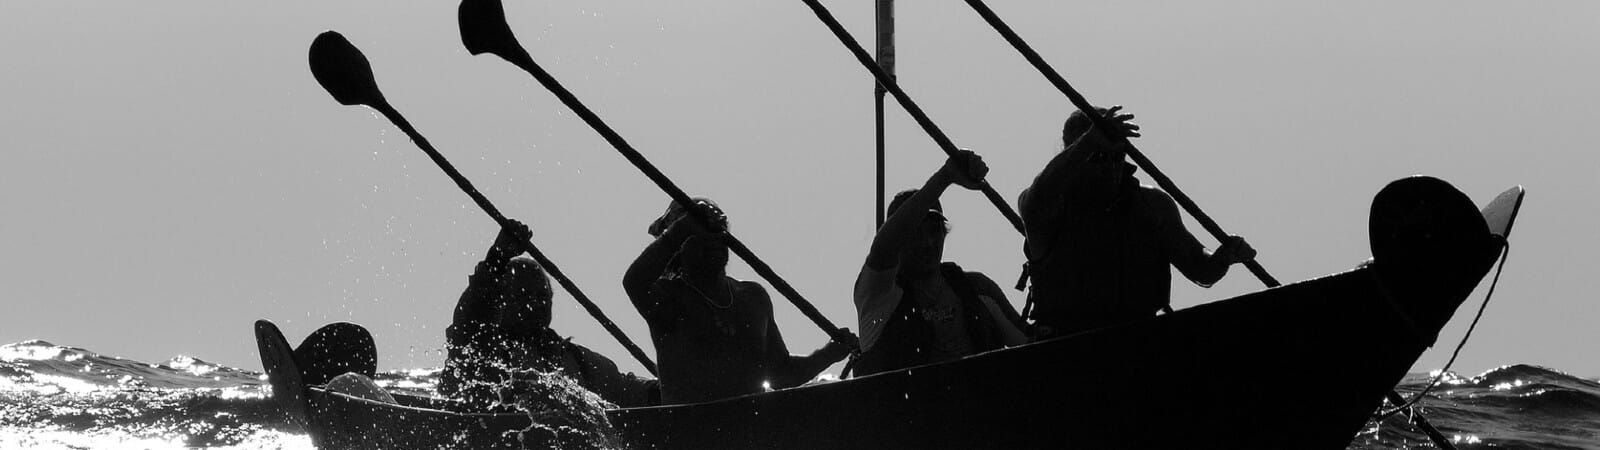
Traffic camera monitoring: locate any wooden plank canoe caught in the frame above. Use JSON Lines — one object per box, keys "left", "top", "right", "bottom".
{"left": 256, "top": 176, "right": 1520, "bottom": 449}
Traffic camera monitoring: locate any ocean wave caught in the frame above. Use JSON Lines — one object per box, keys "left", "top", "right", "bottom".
{"left": 0, "top": 340, "right": 264, "bottom": 393}
{"left": 4, "top": 341, "right": 1598, "bottom": 449}
{"left": 1367, "top": 364, "right": 1600, "bottom": 449}
{"left": 1405, "top": 365, "right": 1600, "bottom": 419}
{"left": 1457, "top": 364, "right": 1600, "bottom": 389}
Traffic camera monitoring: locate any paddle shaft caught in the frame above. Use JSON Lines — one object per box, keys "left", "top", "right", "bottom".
{"left": 799, "top": 0, "right": 1024, "bottom": 235}
{"left": 1385, "top": 391, "right": 1457, "bottom": 449}
{"left": 960, "top": 0, "right": 1277, "bottom": 287}
{"left": 485, "top": 48, "right": 855, "bottom": 346}
{"left": 369, "top": 102, "right": 659, "bottom": 376}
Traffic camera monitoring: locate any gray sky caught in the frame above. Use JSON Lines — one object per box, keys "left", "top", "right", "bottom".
{"left": 2, "top": 1, "right": 1595, "bottom": 378}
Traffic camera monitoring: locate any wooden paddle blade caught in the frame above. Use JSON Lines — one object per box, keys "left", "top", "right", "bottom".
{"left": 1481, "top": 185, "right": 1525, "bottom": 240}
{"left": 308, "top": 31, "right": 385, "bottom": 107}
{"left": 458, "top": 0, "right": 521, "bottom": 59}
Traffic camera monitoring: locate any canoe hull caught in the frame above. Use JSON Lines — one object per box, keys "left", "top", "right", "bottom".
{"left": 611, "top": 269, "right": 1453, "bottom": 449}
{"left": 256, "top": 176, "right": 1509, "bottom": 449}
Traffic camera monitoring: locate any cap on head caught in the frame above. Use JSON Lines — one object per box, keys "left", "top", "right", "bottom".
{"left": 1061, "top": 106, "right": 1112, "bottom": 145}
{"left": 648, "top": 196, "right": 724, "bottom": 237}
{"left": 885, "top": 189, "right": 945, "bottom": 224}
{"left": 504, "top": 257, "right": 552, "bottom": 299}
{"left": 500, "top": 256, "right": 553, "bottom": 329}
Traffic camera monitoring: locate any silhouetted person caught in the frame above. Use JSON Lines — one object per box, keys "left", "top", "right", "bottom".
{"left": 623, "top": 198, "right": 852, "bottom": 404}
{"left": 441, "top": 220, "right": 657, "bottom": 408}
{"left": 853, "top": 151, "right": 1027, "bottom": 376}
{"left": 1019, "top": 106, "right": 1256, "bottom": 338}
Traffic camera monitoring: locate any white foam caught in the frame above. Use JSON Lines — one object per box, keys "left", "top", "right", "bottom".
{"left": 0, "top": 428, "right": 313, "bottom": 450}
{"left": 0, "top": 342, "right": 66, "bottom": 362}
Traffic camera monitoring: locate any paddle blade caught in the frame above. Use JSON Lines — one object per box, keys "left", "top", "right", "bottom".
{"left": 459, "top": 0, "right": 527, "bottom": 62}
{"left": 308, "top": 31, "right": 385, "bottom": 107}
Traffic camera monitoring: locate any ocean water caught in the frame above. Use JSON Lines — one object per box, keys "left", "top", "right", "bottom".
{"left": 2, "top": 339, "right": 1597, "bottom": 449}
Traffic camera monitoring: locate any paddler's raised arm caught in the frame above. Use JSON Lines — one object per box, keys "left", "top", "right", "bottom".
{"left": 1019, "top": 106, "right": 1140, "bottom": 223}
{"left": 454, "top": 220, "right": 532, "bottom": 324}
{"left": 624, "top": 219, "right": 689, "bottom": 314}
{"left": 485, "top": 219, "right": 533, "bottom": 267}
{"left": 864, "top": 150, "right": 988, "bottom": 272}
{"left": 623, "top": 201, "right": 724, "bottom": 313}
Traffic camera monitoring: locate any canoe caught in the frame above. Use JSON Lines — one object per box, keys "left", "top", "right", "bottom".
{"left": 256, "top": 176, "right": 1521, "bottom": 449}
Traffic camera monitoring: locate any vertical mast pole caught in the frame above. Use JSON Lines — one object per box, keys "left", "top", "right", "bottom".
{"left": 874, "top": 0, "right": 895, "bottom": 229}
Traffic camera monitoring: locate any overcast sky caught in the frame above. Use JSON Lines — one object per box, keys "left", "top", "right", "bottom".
{"left": 2, "top": 1, "right": 1595, "bottom": 378}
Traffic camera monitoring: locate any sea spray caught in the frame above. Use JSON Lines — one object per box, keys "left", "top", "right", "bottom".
{"left": 500, "top": 368, "right": 623, "bottom": 450}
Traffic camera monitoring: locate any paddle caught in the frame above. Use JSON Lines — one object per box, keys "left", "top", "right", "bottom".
{"left": 957, "top": 0, "right": 1278, "bottom": 288}
{"left": 307, "top": 31, "right": 659, "bottom": 376}
{"left": 456, "top": 0, "right": 858, "bottom": 349}
{"left": 796, "top": 0, "right": 1024, "bottom": 235}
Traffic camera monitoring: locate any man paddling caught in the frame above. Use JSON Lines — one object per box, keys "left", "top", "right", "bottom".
{"left": 442, "top": 220, "right": 658, "bottom": 408}
{"left": 624, "top": 199, "right": 852, "bottom": 404}
{"left": 1019, "top": 106, "right": 1256, "bottom": 338}
{"left": 853, "top": 150, "right": 1027, "bottom": 375}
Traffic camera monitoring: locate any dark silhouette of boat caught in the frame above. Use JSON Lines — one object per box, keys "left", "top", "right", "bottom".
{"left": 256, "top": 176, "right": 1522, "bottom": 449}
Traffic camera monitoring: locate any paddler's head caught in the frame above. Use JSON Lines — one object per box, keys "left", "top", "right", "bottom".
{"left": 497, "top": 256, "right": 553, "bottom": 334}
{"left": 1061, "top": 107, "right": 1108, "bottom": 149}
{"left": 886, "top": 189, "right": 949, "bottom": 276}
{"left": 1063, "top": 108, "right": 1136, "bottom": 202}
{"left": 650, "top": 197, "right": 730, "bottom": 279}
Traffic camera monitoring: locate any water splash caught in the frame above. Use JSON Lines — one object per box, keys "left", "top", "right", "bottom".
{"left": 501, "top": 369, "right": 622, "bottom": 450}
